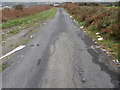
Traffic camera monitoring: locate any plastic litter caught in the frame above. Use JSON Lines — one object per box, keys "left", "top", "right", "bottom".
{"left": 98, "top": 37, "right": 103, "bottom": 41}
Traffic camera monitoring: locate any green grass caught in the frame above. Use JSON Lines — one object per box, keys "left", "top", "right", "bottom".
{"left": 86, "top": 27, "right": 118, "bottom": 59}
{"left": 105, "top": 6, "right": 120, "bottom": 8}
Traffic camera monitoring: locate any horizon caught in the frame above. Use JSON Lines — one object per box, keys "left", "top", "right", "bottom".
{"left": 0, "top": 0, "right": 119, "bottom": 2}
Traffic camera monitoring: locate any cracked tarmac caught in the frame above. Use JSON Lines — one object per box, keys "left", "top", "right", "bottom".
{"left": 2, "top": 8, "right": 119, "bottom": 88}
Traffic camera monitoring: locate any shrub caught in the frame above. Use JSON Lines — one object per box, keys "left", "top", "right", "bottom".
{"left": 85, "top": 17, "right": 93, "bottom": 26}
{"left": 90, "top": 2, "right": 99, "bottom": 6}
{"left": 13, "top": 4, "right": 24, "bottom": 10}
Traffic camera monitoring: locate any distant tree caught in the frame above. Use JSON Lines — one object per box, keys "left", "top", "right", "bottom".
{"left": 119, "top": 1, "right": 120, "bottom": 6}
{"left": 90, "top": 2, "right": 99, "bottom": 6}
{"left": 13, "top": 4, "right": 24, "bottom": 10}
{"left": 83, "top": 3, "right": 87, "bottom": 6}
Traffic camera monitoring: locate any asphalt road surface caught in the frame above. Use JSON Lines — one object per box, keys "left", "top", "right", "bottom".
{"left": 2, "top": 8, "right": 118, "bottom": 88}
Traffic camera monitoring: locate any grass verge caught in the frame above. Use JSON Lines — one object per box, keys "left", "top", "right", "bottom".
{"left": 2, "top": 8, "right": 57, "bottom": 39}
{"left": 65, "top": 9, "right": 119, "bottom": 61}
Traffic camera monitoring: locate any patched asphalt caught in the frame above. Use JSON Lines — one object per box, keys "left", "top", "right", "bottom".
{"left": 2, "top": 8, "right": 119, "bottom": 88}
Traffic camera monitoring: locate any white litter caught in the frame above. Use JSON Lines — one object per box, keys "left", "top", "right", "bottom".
{"left": 113, "top": 60, "right": 116, "bottom": 62}
{"left": 113, "top": 59, "right": 119, "bottom": 63}
{"left": 98, "top": 37, "right": 103, "bottom": 41}
{"left": 95, "top": 45, "right": 101, "bottom": 49}
{"left": 74, "top": 19, "right": 76, "bottom": 23}
{"left": 101, "top": 49, "right": 107, "bottom": 52}
{"left": 30, "top": 35, "right": 33, "bottom": 38}
{"left": 0, "top": 45, "right": 25, "bottom": 60}
{"left": 96, "top": 32, "right": 100, "bottom": 35}
{"left": 80, "top": 26, "right": 84, "bottom": 29}
{"left": 97, "top": 35, "right": 101, "bottom": 38}
{"left": 70, "top": 16, "right": 72, "bottom": 18}
{"left": 116, "top": 59, "right": 119, "bottom": 63}
{"left": 91, "top": 45, "right": 96, "bottom": 50}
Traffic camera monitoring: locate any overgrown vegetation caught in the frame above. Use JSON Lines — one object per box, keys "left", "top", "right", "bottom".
{"left": 1, "top": 5, "right": 52, "bottom": 22}
{"left": 64, "top": 3, "right": 119, "bottom": 61}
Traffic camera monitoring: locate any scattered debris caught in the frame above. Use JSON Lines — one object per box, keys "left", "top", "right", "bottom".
{"left": 30, "top": 35, "right": 35, "bottom": 39}
{"left": 96, "top": 32, "right": 100, "bottom": 35}
{"left": 113, "top": 59, "right": 119, "bottom": 65}
{"left": 95, "top": 45, "right": 101, "bottom": 49}
{"left": 30, "top": 35, "right": 33, "bottom": 38}
{"left": 90, "top": 45, "right": 96, "bottom": 50}
{"left": 115, "top": 59, "right": 119, "bottom": 63}
{"left": 98, "top": 37, "right": 103, "bottom": 41}
{"left": 101, "top": 49, "right": 107, "bottom": 52}
{"left": 80, "top": 26, "right": 84, "bottom": 29}
{"left": 96, "top": 35, "right": 101, "bottom": 38}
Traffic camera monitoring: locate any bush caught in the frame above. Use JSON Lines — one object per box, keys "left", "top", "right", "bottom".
{"left": 90, "top": 2, "right": 99, "bottom": 6}
{"left": 13, "top": 4, "right": 24, "bottom": 10}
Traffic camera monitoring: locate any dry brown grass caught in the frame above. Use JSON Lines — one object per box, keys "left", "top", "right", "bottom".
{"left": 1, "top": 5, "right": 52, "bottom": 22}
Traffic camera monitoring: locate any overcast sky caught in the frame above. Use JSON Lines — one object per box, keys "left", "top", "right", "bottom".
{"left": 0, "top": 0, "right": 119, "bottom": 2}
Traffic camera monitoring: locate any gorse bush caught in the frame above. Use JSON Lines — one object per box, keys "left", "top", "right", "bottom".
{"left": 64, "top": 3, "right": 119, "bottom": 41}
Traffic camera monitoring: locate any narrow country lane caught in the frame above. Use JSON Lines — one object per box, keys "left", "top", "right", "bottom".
{"left": 2, "top": 8, "right": 118, "bottom": 88}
